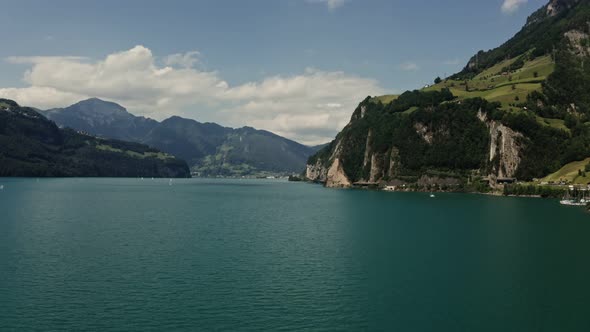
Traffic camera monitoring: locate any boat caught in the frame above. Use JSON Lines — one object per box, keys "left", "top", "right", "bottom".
{"left": 560, "top": 200, "right": 586, "bottom": 206}
{"left": 383, "top": 186, "right": 396, "bottom": 192}
{"left": 560, "top": 188, "right": 588, "bottom": 206}
{"left": 430, "top": 193, "right": 436, "bottom": 198}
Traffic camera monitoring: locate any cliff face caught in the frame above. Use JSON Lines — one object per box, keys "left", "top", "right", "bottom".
{"left": 326, "top": 158, "right": 352, "bottom": 188}
{"left": 488, "top": 122, "right": 523, "bottom": 179}
{"left": 306, "top": 97, "right": 526, "bottom": 189}
{"left": 306, "top": 158, "right": 328, "bottom": 183}
{"left": 478, "top": 111, "right": 523, "bottom": 181}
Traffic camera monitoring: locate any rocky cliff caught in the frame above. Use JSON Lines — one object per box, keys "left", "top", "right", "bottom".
{"left": 306, "top": 95, "right": 526, "bottom": 190}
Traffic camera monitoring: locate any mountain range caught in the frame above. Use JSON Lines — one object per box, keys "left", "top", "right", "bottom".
{"left": 0, "top": 99, "right": 190, "bottom": 178}
{"left": 45, "top": 98, "right": 322, "bottom": 176}
{"left": 306, "top": 0, "right": 590, "bottom": 190}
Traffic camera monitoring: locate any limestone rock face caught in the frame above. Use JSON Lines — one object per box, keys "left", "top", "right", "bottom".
{"left": 488, "top": 121, "right": 523, "bottom": 179}
{"left": 565, "top": 29, "right": 590, "bottom": 57}
{"left": 478, "top": 109, "right": 523, "bottom": 181}
{"left": 306, "top": 159, "right": 328, "bottom": 182}
{"left": 326, "top": 158, "right": 352, "bottom": 188}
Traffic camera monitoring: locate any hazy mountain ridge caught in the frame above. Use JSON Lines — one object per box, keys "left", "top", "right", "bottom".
{"left": 0, "top": 99, "right": 190, "bottom": 177}
{"left": 45, "top": 99, "right": 319, "bottom": 176}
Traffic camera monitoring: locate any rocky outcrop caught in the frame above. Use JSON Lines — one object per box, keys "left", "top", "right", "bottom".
{"left": 326, "top": 158, "right": 352, "bottom": 188}
{"left": 565, "top": 29, "right": 590, "bottom": 57}
{"left": 350, "top": 105, "right": 368, "bottom": 122}
{"left": 477, "top": 109, "right": 523, "bottom": 181}
{"left": 414, "top": 123, "right": 434, "bottom": 144}
{"left": 547, "top": 0, "right": 580, "bottom": 16}
{"left": 387, "top": 147, "right": 400, "bottom": 179}
{"left": 488, "top": 121, "right": 523, "bottom": 179}
{"left": 369, "top": 153, "right": 385, "bottom": 183}
{"left": 362, "top": 130, "right": 373, "bottom": 169}
{"left": 306, "top": 159, "right": 328, "bottom": 182}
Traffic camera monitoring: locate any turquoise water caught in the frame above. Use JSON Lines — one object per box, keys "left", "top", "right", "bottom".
{"left": 0, "top": 178, "right": 589, "bottom": 331}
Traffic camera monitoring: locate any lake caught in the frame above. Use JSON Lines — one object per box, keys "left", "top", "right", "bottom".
{"left": 0, "top": 178, "right": 589, "bottom": 331}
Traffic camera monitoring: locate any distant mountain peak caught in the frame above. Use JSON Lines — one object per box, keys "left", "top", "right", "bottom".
{"left": 70, "top": 97, "right": 129, "bottom": 115}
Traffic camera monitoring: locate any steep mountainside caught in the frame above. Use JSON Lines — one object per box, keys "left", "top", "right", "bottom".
{"left": 307, "top": 0, "right": 590, "bottom": 190}
{"left": 194, "top": 126, "right": 317, "bottom": 176}
{"left": 46, "top": 99, "right": 318, "bottom": 176}
{"left": 0, "top": 99, "right": 190, "bottom": 177}
{"left": 141, "top": 116, "right": 231, "bottom": 166}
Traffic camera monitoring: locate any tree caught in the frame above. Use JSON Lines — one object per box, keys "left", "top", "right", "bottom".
{"left": 534, "top": 71, "right": 539, "bottom": 78}
{"left": 434, "top": 77, "right": 442, "bottom": 84}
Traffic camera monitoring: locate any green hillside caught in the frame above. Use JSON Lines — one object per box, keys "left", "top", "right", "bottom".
{"left": 0, "top": 99, "right": 190, "bottom": 177}
{"left": 424, "top": 55, "right": 554, "bottom": 108}
{"left": 309, "top": 0, "right": 590, "bottom": 189}
{"left": 370, "top": 55, "right": 559, "bottom": 129}
{"left": 541, "top": 158, "right": 590, "bottom": 184}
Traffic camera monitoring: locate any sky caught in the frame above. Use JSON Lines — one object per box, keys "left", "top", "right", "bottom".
{"left": 0, "top": 0, "right": 546, "bottom": 145}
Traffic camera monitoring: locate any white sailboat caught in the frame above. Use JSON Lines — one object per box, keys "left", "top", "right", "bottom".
{"left": 560, "top": 188, "right": 588, "bottom": 206}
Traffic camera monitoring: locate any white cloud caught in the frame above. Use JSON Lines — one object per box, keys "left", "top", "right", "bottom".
{"left": 0, "top": 87, "right": 83, "bottom": 109}
{"left": 163, "top": 51, "right": 201, "bottom": 68}
{"left": 307, "top": 0, "right": 347, "bottom": 10}
{"left": 399, "top": 62, "right": 420, "bottom": 71}
{"left": 0, "top": 45, "right": 386, "bottom": 145}
{"left": 501, "top": 0, "right": 528, "bottom": 14}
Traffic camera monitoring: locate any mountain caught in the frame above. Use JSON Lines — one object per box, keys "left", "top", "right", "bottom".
{"left": 45, "top": 99, "right": 319, "bottom": 176}
{"left": 306, "top": 0, "right": 590, "bottom": 190}
{"left": 193, "top": 126, "right": 319, "bottom": 176}
{"left": 0, "top": 99, "right": 190, "bottom": 177}
{"left": 45, "top": 98, "right": 159, "bottom": 142}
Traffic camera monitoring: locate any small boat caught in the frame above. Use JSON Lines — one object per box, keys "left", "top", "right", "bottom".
{"left": 560, "top": 200, "right": 586, "bottom": 206}
{"left": 430, "top": 193, "right": 435, "bottom": 198}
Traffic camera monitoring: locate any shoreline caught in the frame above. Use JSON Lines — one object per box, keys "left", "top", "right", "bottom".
{"left": 303, "top": 180, "right": 589, "bottom": 211}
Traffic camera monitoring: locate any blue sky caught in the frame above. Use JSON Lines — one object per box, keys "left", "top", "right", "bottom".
{"left": 0, "top": 0, "right": 546, "bottom": 144}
